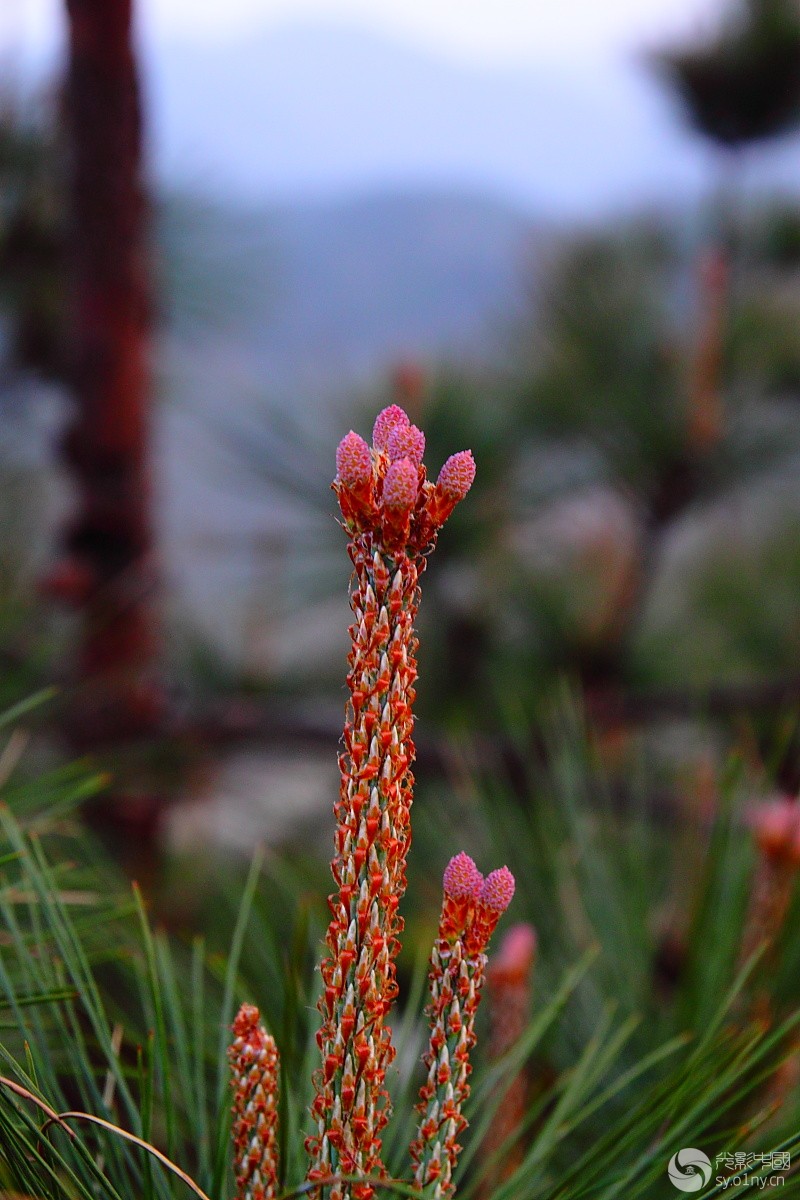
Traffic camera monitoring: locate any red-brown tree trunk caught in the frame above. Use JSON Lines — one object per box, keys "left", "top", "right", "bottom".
{"left": 52, "top": 0, "right": 163, "bottom": 851}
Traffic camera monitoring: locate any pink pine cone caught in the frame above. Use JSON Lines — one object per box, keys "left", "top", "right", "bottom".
{"left": 336, "top": 431, "right": 372, "bottom": 489}
{"left": 373, "top": 404, "right": 410, "bottom": 451}
{"left": 443, "top": 851, "right": 483, "bottom": 900}
{"left": 387, "top": 422, "right": 425, "bottom": 467}
{"left": 481, "top": 866, "right": 516, "bottom": 913}
{"left": 437, "top": 450, "right": 476, "bottom": 501}
{"left": 383, "top": 457, "right": 419, "bottom": 511}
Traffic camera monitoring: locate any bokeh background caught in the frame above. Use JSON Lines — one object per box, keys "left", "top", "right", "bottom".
{"left": 5, "top": 0, "right": 800, "bottom": 870}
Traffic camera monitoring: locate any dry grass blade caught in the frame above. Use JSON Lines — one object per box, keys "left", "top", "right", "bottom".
{"left": 0, "top": 1075, "right": 76, "bottom": 1138}
{"left": 42, "top": 1112, "right": 215, "bottom": 1200}
{"left": 0, "top": 1077, "right": 213, "bottom": 1200}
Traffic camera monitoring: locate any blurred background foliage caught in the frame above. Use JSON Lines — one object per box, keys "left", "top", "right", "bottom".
{"left": 6, "top": 25, "right": 800, "bottom": 844}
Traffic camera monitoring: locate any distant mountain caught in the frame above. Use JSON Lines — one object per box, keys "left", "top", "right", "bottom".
{"left": 154, "top": 186, "right": 544, "bottom": 650}
{"left": 144, "top": 21, "right": 718, "bottom": 218}
{"left": 157, "top": 189, "right": 542, "bottom": 400}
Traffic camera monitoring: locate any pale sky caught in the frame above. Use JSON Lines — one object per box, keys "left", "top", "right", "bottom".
{"left": 6, "top": 0, "right": 724, "bottom": 69}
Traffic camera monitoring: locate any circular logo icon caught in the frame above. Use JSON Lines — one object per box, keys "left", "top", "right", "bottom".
{"left": 668, "top": 1148, "right": 712, "bottom": 1192}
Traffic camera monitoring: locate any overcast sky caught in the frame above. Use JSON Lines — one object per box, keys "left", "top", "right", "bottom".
{"left": 7, "top": 0, "right": 725, "bottom": 69}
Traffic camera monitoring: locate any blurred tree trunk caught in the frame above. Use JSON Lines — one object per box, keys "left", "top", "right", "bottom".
{"left": 55, "top": 0, "right": 163, "bottom": 857}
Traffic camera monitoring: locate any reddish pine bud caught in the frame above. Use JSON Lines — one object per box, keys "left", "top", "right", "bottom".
{"left": 749, "top": 798, "right": 800, "bottom": 865}
{"left": 489, "top": 923, "right": 537, "bottom": 984}
{"left": 443, "top": 852, "right": 483, "bottom": 901}
{"left": 336, "top": 431, "right": 373, "bottom": 490}
{"left": 437, "top": 450, "right": 476, "bottom": 502}
{"left": 232, "top": 1001, "right": 261, "bottom": 1038}
{"left": 383, "top": 458, "right": 419, "bottom": 511}
{"left": 373, "top": 404, "right": 410, "bottom": 451}
{"left": 387, "top": 422, "right": 425, "bottom": 467}
{"left": 481, "top": 867, "right": 516, "bottom": 914}
{"left": 484, "top": 922, "right": 537, "bottom": 1186}
{"left": 229, "top": 1003, "right": 280, "bottom": 1200}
